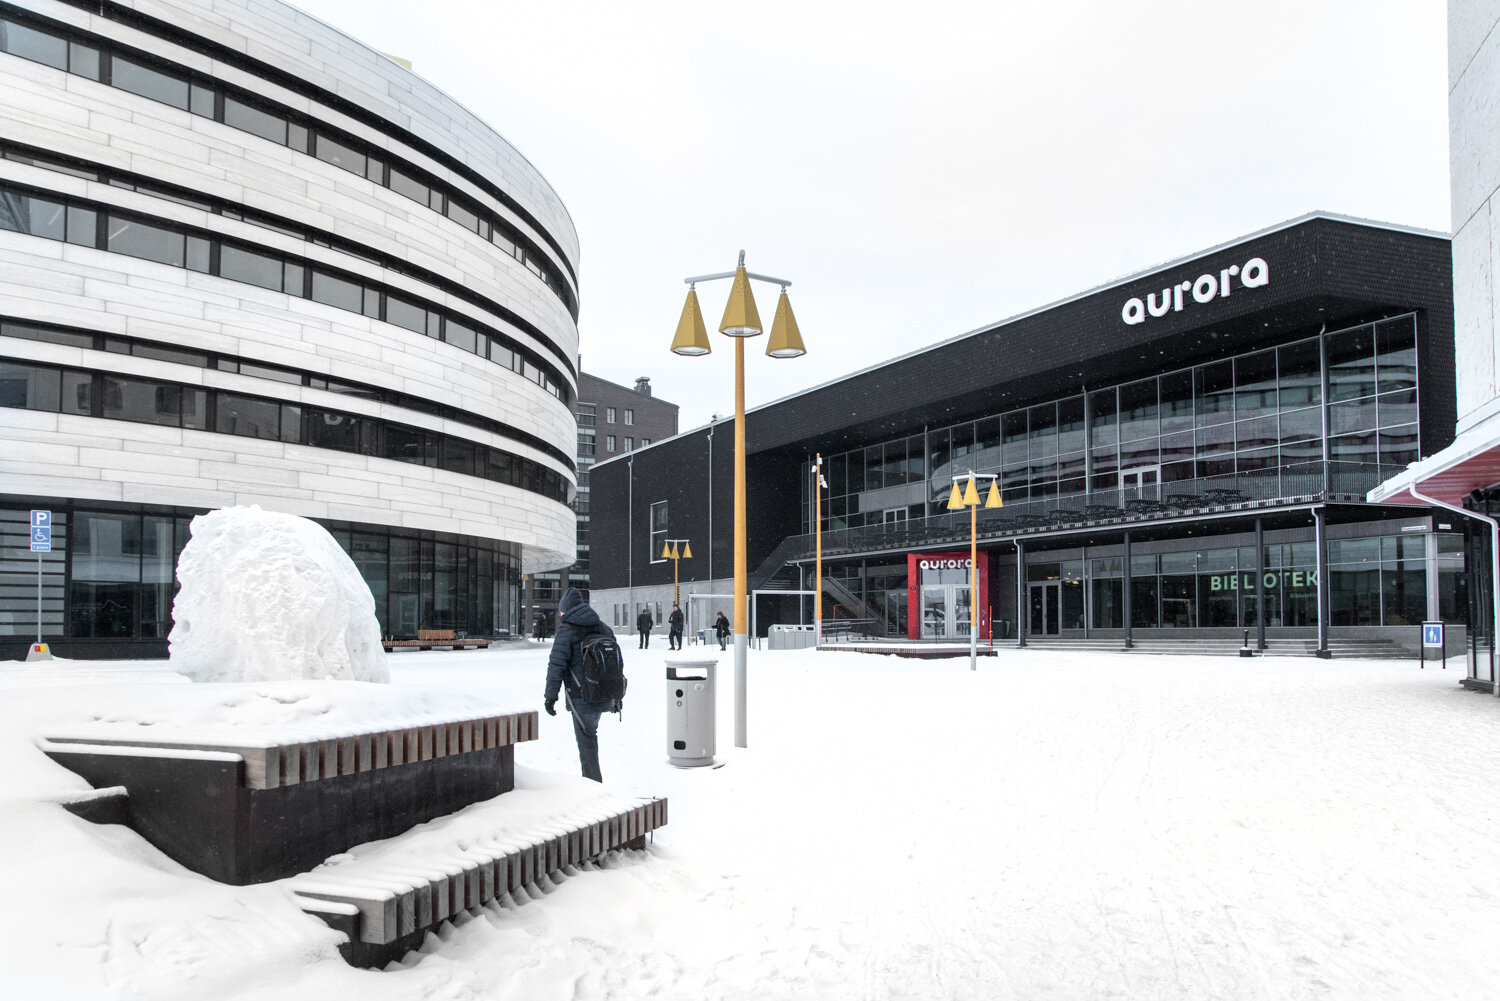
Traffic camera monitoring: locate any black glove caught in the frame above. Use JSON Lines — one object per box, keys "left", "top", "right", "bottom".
{"left": 544, "top": 699, "right": 557, "bottom": 716}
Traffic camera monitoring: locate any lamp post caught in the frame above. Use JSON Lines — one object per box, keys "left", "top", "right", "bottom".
{"left": 947, "top": 470, "right": 1002, "bottom": 671}
{"left": 813, "top": 454, "right": 827, "bottom": 648}
{"left": 660, "top": 538, "right": 692, "bottom": 607}
{"left": 672, "top": 251, "right": 806, "bottom": 748}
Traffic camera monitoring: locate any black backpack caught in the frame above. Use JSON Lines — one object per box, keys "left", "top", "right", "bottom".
{"left": 571, "top": 625, "right": 627, "bottom": 708}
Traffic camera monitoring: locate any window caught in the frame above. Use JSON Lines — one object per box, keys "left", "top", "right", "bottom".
{"left": 111, "top": 56, "right": 190, "bottom": 110}
{"left": 219, "top": 244, "right": 286, "bottom": 291}
{"left": 223, "top": 96, "right": 288, "bottom": 145}
{"left": 388, "top": 166, "right": 431, "bottom": 205}
{"left": 0, "top": 361, "right": 60, "bottom": 411}
{"left": 641, "top": 438, "right": 650, "bottom": 447}
{"left": 107, "top": 215, "right": 184, "bottom": 267}
{"left": 384, "top": 296, "right": 428, "bottom": 334}
{"left": 313, "top": 132, "right": 366, "bottom": 175}
{"left": 607, "top": 407, "right": 616, "bottom": 424}
{"left": 311, "top": 270, "right": 365, "bottom": 312}
{"left": 624, "top": 437, "right": 633, "bottom": 451}
{"left": 650, "top": 501, "right": 668, "bottom": 563}
{"left": 606, "top": 435, "right": 616, "bottom": 452}
{"left": 215, "top": 392, "right": 281, "bottom": 439}
{"left": 0, "top": 18, "right": 68, "bottom": 69}
{"left": 0, "top": 190, "right": 66, "bottom": 240}
{"left": 624, "top": 409, "right": 634, "bottom": 425}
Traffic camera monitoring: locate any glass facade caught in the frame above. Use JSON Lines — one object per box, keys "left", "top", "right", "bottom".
{"left": 0, "top": 506, "right": 522, "bottom": 646}
{"left": 803, "top": 315, "right": 1419, "bottom": 534}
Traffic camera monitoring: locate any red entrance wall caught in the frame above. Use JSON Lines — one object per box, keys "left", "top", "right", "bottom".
{"left": 907, "top": 550, "right": 990, "bottom": 640}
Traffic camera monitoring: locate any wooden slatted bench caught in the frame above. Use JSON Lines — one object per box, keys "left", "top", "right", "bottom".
{"left": 289, "top": 795, "right": 669, "bottom": 967}
{"left": 39, "top": 711, "right": 537, "bottom": 884}
{"left": 383, "top": 629, "right": 493, "bottom": 652}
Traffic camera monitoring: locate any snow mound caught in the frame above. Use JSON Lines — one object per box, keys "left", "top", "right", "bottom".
{"left": 168, "top": 507, "right": 388, "bottom": 683}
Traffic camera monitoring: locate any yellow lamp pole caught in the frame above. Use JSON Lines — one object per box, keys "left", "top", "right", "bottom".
{"left": 947, "top": 470, "right": 1002, "bottom": 671}
{"left": 813, "top": 454, "right": 826, "bottom": 649}
{"left": 672, "top": 251, "right": 805, "bottom": 748}
{"left": 660, "top": 538, "right": 692, "bottom": 607}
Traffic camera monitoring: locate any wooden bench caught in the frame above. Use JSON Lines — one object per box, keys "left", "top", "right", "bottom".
{"left": 291, "top": 795, "right": 669, "bottom": 967}
{"left": 40, "top": 711, "right": 537, "bottom": 884}
{"left": 383, "top": 629, "right": 493, "bottom": 652}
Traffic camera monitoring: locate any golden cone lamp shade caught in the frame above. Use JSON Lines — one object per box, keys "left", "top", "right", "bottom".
{"left": 985, "top": 480, "right": 1003, "bottom": 508}
{"left": 661, "top": 542, "right": 673, "bottom": 559}
{"left": 718, "top": 266, "right": 763, "bottom": 336}
{"left": 682, "top": 542, "right": 693, "bottom": 559}
{"left": 947, "top": 482, "right": 965, "bottom": 510}
{"left": 671, "top": 288, "right": 711, "bottom": 356}
{"left": 765, "top": 290, "right": 806, "bottom": 358}
{"left": 962, "top": 476, "right": 980, "bottom": 506}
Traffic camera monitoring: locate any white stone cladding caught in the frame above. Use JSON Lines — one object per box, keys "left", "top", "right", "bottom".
{"left": 0, "top": 0, "right": 579, "bottom": 572}
{"left": 1450, "top": 0, "right": 1500, "bottom": 434}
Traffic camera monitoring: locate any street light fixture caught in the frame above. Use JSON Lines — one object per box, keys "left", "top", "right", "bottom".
{"left": 672, "top": 251, "right": 806, "bottom": 748}
{"left": 660, "top": 538, "right": 692, "bottom": 607}
{"left": 947, "top": 470, "right": 1002, "bottom": 671}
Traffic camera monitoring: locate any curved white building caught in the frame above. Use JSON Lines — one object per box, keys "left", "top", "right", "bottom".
{"left": 0, "top": 0, "right": 579, "bottom": 656}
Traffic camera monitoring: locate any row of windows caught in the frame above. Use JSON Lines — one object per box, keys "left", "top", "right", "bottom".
{"left": 605, "top": 434, "right": 649, "bottom": 452}
{"left": 806, "top": 315, "right": 1420, "bottom": 520}
{"left": 0, "top": 182, "right": 569, "bottom": 403}
{"left": 604, "top": 407, "right": 634, "bottom": 425}
{"left": 0, "top": 137, "right": 575, "bottom": 382}
{"left": 0, "top": 9, "right": 577, "bottom": 318}
{"left": 0, "top": 317, "right": 574, "bottom": 469}
{"left": 0, "top": 358, "right": 571, "bottom": 504}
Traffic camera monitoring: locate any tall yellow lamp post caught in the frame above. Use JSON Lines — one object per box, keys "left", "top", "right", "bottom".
{"left": 660, "top": 538, "right": 692, "bottom": 607}
{"left": 947, "top": 470, "right": 1002, "bottom": 671}
{"left": 813, "top": 454, "right": 827, "bottom": 649}
{"left": 672, "top": 251, "right": 806, "bottom": 748}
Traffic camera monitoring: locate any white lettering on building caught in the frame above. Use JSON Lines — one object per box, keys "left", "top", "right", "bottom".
{"left": 1121, "top": 257, "right": 1269, "bottom": 326}
{"left": 918, "top": 558, "right": 972, "bottom": 570}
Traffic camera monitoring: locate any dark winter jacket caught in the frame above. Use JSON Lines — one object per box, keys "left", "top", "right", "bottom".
{"left": 669, "top": 607, "right": 684, "bottom": 632}
{"left": 636, "top": 610, "right": 653, "bottom": 633}
{"left": 715, "top": 613, "right": 730, "bottom": 638}
{"left": 545, "top": 588, "right": 618, "bottom": 703}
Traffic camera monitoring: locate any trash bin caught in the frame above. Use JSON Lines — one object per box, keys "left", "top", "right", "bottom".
{"left": 666, "top": 658, "right": 716, "bottom": 767}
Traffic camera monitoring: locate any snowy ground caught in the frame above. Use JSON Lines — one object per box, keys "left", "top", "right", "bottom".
{"left": 3, "top": 642, "right": 1500, "bottom": 1000}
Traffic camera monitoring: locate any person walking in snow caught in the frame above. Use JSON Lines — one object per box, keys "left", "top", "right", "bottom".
{"left": 544, "top": 587, "right": 618, "bottom": 782}
{"left": 668, "top": 603, "right": 685, "bottom": 650}
{"left": 714, "top": 611, "right": 730, "bottom": 651}
{"left": 636, "top": 607, "right": 653, "bottom": 649}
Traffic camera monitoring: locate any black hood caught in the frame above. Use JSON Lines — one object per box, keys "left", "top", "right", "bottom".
{"left": 559, "top": 588, "right": 600, "bottom": 628}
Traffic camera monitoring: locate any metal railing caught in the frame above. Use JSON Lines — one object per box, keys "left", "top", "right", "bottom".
{"left": 767, "top": 461, "right": 1387, "bottom": 571}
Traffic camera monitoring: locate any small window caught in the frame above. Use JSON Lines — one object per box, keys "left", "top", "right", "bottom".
{"left": 313, "top": 132, "right": 366, "bottom": 175}
{"left": 181, "top": 388, "right": 207, "bottom": 430}
{"left": 389, "top": 167, "right": 430, "bottom": 205}
{"left": 133, "top": 343, "right": 207, "bottom": 366}
{"left": 0, "top": 191, "right": 66, "bottom": 240}
{"left": 306, "top": 408, "right": 365, "bottom": 452}
{"left": 111, "top": 56, "right": 190, "bottom": 110}
{"left": 219, "top": 244, "right": 286, "bottom": 291}
{"left": 382, "top": 425, "right": 432, "bottom": 464}
{"left": 384, "top": 296, "right": 427, "bottom": 334}
{"left": 69, "top": 41, "right": 101, "bottom": 80}
{"left": 223, "top": 95, "right": 287, "bottom": 145}
{"left": 447, "top": 199, "right": 480, "bottom": 233}
{"left": 606, "top": 407, "right": 616, "bottom": 424}
{"left": 624, "top": 409, "right": 634, "bottom": 425}
{"left": 61, "top": 371, "right": 91, "bottom": 415}
{"left": 107, "top": 214, "right": 185, "bottom": 267}
{"left": 185, "top": 234, "right": 211, "bottom": 272}
{"left": 287, "top": 122, "right": 310, "bottom": 153}
{"left": 216, "top": 392, "right": 281, "bottom": 439}
{"left": 641, "top": 438, "right": 650, "bottom": 447}
{"left": 0, "top": 19, "right": 68, "bottom": 70}
{"left": 606, "top": 435, "right": 616, "bottom": 451}
{"left": 189, "top": 81, "right": 214, "bottom": 117}
{"left": 624, "top": 437, "right": 633, "bottom": 451}
{"left": 0, "top": 360, "right": 61, "bottom": 411}
{"left": 444, "top": 320, "right": 477, "bottom": 353}
{"left": 440, "top": 438, "right": 475, "bottom": 475}
{"left": 311, "top": 270, "right": 364, "bottom": 312}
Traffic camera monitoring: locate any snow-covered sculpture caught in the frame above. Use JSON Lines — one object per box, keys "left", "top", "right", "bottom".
{"left": 169, "top": 506, "right": 389, "bottom": 683}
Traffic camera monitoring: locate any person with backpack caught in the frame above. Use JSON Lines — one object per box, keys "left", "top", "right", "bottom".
{"left": 544, "top": 587, "right": 626, "bottom": 782}
{"left": 714, "top": 611, "right": 730, "bottom": 651}
{"left": 668, "top": 603, "right": 685, "bottom": 650}
{"left": 636, "top": 607, "right": 653, "bottom": 649}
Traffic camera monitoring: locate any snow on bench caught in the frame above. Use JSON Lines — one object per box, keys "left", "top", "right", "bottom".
{"left": 40, "top": 711, "right": 538, "bottom": 884}
{"left": 285, "top": 787, "right": 668, "bottom": 968}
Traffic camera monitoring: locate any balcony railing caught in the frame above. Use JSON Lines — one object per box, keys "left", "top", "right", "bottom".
{"left": 781, "top": 461, "right": 1388, "bottom": 566}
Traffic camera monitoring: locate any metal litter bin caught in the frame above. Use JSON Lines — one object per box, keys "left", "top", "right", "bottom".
{"left": 666, "top": 659, "right": 716, "bottom": 767}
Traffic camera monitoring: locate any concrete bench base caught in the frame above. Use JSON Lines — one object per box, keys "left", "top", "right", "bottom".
{"left": 289, "top": 797, "right": 668, "bottom": 968}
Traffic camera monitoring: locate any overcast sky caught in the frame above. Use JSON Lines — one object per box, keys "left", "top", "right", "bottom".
{"left": 289, "top": 0, "right": 1450, "bottom": 432}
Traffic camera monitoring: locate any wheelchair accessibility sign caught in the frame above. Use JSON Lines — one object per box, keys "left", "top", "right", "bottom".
{"left": 1422, "top": 622, "right": 1443, "bottom": 648}
{"left": 30, "top": 510, "right": 51, "bottom": 552}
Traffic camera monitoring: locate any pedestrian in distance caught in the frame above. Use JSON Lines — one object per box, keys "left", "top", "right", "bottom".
{"left": 668, "top": 603, "right": 685, "bottom": 650}
{"left": 714, "top": 611, "right": 730, "bottom": 651}
{"left": 636, "top": 607, "right": 653, "bottom": 649}
{"left": 543, "top": 588, "right": 624, "bottom": 782}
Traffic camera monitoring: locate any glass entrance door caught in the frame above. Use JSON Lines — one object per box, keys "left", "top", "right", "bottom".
{"left": 954, "top": 586, "right": 972, "bottom": 638}
{"left": 1029, "top": 582, "right": 1060, "bottom": 636}
{"left": 1121, "top": 465, "right": 1160, "bottom": 504}
{"left": 921, "top": 586, "right": 948, "bottom": 639}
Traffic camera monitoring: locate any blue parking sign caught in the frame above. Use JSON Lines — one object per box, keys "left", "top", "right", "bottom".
{"left": 30, "top": 510, "right": 50, "bottom": 527}
{"left": 1422, "top": 622, "right": 1443, "bottom": 648}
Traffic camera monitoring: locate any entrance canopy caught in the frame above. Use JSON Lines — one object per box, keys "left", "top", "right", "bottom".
{"left": 1368, "top": 421, "right": 1500, "bottom": 506}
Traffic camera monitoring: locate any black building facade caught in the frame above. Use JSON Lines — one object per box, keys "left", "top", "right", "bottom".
{"left": 589, "top": 216, "right": 1463, "bottom": 653}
